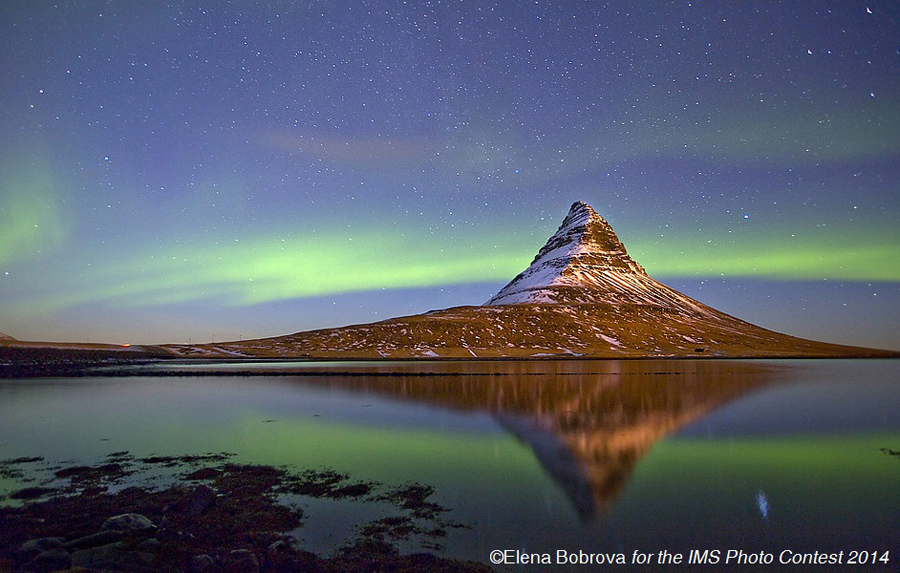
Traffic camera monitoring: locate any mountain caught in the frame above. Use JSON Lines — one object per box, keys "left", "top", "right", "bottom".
{"left": 165, "top": 201, "right": 896, "bottom": 358}
{"left": 0, "top": 332, "right": 15, "bottom": 341}
{"left": 487, "top": 200, "right": 706, "bottom": 310}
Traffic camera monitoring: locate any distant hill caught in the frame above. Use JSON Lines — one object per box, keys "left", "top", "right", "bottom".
{"left": 0, "top": 332, "right": 15, "bottom": 341}
{"left": 166, "top": 201, "right": 897, "bottom": 359}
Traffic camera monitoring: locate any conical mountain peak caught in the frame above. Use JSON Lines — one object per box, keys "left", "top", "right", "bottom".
{"left": 485, "top": 201, "right": 697, "bottom": 307}
{"left": 530, "top": 201, "right": 646, "bottom": 274}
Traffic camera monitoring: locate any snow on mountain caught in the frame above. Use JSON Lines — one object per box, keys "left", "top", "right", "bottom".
{"left": 486, "top": 201, "right": 704, "bottom": 312}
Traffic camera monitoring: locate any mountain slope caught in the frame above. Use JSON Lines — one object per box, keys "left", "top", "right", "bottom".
{"left": 165, "top": 202, "right": 896, "bottom": 358}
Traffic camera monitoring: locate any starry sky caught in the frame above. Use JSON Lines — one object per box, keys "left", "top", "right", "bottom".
{"left": 1, "top": 1, "right": 898, "bottom": 349}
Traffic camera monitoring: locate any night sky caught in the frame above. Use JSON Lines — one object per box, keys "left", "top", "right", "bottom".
{"left": 1, "top": 1, "right": 898, "bottom": 349}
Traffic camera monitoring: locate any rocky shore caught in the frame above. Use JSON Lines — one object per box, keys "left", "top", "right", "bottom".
{"left": 0, "top": 454, "right": 492, "bottom": 572}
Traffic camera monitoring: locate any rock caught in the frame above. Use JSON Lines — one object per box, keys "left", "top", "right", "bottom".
{"left": 224, "top": 548, "right": 259, "bottom": 573}
{"left": 18, "top": 537, "right": 65, "bottom": 555}
{"left": 266, "top": 539, "right": 322, "bottom": 570}
{"left": 65, "top": 529, "right": 123, "bottom": 550}
{"left": 71, "top": 541, "right": 155, "bottom": 571}
{"left": 266, "top": 539, "right": 290, "bottom": 568}
{"left": 176, "top": 484, "right": 216, "bottom": 517}
{"left": 9, "top": 486, "right": 56, "bottom": 500}
{"left": 26, "top": 548, "right": 70, "bottom": 572}
{"left": 188, "top": 554, "right": 215, "bottom": 572}
{"left": 100, "top": 512, "right": 155, "bottom": 533}
{"left": 185, "top": 467, "right": 221, "bottom": 480}
{"left": 137, "top": 537, "right": 161, "bottom": 552}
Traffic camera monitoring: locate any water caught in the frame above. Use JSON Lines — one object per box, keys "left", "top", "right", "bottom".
{"left": 1, "top": 359, "right": 898, "bottom": 569}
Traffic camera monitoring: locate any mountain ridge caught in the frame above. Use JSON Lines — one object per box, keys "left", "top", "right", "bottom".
{"left": 163, "top": 201, "right": 897, "bottom": 359}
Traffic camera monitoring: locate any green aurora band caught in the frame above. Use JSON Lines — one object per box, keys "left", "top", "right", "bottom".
{"left": 0, "top": 168, "right": 65, "bottom": 266}
{"left": 5, "top": 222, "right": 898, "bottom": 319}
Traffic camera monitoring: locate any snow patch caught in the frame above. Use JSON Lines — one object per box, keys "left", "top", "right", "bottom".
{"left": 598, "top": 334, "right": 622, "bottom": 347}
{"left": 212, "top": 346, "right": 251, "bottom": 357}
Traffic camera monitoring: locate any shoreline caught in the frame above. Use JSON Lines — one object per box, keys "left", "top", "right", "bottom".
{"left": 2, "top": 345, "right": 898, "bottom": 379}
{"left": 0, "top": 453, "right": 492, "bottom": 572}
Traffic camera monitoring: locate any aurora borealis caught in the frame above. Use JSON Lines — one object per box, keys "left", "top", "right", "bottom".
{"left": 1, "top": 1, "right": 898, "bottom": 348}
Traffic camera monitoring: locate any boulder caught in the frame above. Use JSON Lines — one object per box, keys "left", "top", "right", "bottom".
{"left": 266, "top": 539, "right": 322, "bottom": 571}
{"left": 17, "top": 537, "right": 65, "bottom": 556}
{"left": 137, "top": 537, "right": 161, "bottom": 552}
{"left": 70, "top": 541, "right": 154, "bottom": 571}
{"left": 224, "top": 548, "right": 259, "bottom": 573}
{"left": 101, "top": 512, "right": 155, "bottom": 533}
{"left": 176, "top": 484, "right": 217, "bottom": 517}
{"left": 189, "top": 554, "right": 215, "bottom": 572}
{"left": 26, "top": 548, "right": 70, "bottom": 572}
{"left": 65, "top": 529, "right": 123, "bottom": 550}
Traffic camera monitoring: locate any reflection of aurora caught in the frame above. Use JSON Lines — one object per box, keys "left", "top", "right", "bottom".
{"left": 289, "top": 359, "right": 782, "bottom": 521}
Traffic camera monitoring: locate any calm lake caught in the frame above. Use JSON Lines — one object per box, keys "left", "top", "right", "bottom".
{"left": 1, "top": 359, "right": 898, "bottom": 569}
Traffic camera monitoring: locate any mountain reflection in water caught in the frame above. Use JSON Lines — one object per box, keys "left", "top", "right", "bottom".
{"left": 288, "top": 360, "right": 782, "bottom": 521}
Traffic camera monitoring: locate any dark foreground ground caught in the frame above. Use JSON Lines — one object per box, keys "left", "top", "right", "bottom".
{"left": 0, "top": 454, "right": 493, "bottom": 572}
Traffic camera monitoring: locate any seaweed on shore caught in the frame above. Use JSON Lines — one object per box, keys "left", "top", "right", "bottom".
{"left": 0, "top": 457, "right": 44, "bottom": 481}
{"left": 138, "top": 452, "right": 235, "bottom": 467}
{"left": 278, "top": 468, "right": 376, "bottom": 499}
